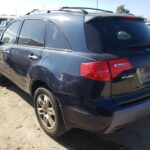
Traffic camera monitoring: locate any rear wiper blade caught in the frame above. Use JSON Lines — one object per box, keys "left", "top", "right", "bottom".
{"left": 126, "top": 44, "right": 150, "bottom": 49}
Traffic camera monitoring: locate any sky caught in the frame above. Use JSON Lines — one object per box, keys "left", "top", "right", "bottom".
{"left": 0, "top": 0, "right": 149, "bottom": 19}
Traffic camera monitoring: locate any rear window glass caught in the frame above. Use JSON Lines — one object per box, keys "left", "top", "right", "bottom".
{"left": 85, "top": 18, "right": 150, "bottom": 52}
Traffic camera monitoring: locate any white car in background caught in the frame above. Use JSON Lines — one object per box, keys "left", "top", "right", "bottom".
{"left": 0, "top": 15, "right": 17, "bottom": 36}
{"left": 0, "top": 20, "right": 10, "bottom": 34}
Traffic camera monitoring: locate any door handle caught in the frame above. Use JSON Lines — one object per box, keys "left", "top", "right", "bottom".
{"left": 28, "top": 54, "right": 39, "bottom": 60}
{"left": 4, "top": 50, "right": 10, "bottom": 54}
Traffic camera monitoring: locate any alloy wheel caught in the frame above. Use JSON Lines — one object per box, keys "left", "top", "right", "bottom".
{"left": 36, "top": 94, "right": 56, "bottom": 129}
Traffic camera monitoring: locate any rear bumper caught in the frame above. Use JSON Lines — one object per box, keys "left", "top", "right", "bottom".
{"left": 105, "top": 98, "right": 150, "bottom": 133}
{"left": 63, "top": 97, "right": 150, "bottom": 133}
{"left": 63, "top": 106, "right": 111, "bottom": 132}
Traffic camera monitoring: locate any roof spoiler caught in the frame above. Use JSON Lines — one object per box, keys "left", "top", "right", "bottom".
{"left": 85, "top": 15, "right": 144, "bottom": 23}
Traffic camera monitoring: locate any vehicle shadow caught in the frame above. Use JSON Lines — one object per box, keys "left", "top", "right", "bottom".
{"left": 2, "top": 80, "right": 121, "bottom": 150}
{"left": 56, "top": 129, "right": 120, "bottom": 150}
{"left": 1, "top": 79, "right": 34, "bottom": 106}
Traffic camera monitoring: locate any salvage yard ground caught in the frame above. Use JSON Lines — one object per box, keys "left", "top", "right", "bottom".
{"left": 0, "top": 80, "right": 150, "bottom": 150}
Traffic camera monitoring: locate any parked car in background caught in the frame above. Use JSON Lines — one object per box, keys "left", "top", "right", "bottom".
{"left": 0, "top": 20, "right": 9, "bottom": 35}
{"left": 0, "top": 7, "right": 150, "bottom": 137}
{"left": 146, "top": 23, "right": 150, "bottom": 29}
{"left": 0, "top": 15, "right": 16, "bottom": 36}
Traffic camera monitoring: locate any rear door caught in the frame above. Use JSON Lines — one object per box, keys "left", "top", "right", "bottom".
{"left": 3, "top": 19, "right": 46, "bottom": 90}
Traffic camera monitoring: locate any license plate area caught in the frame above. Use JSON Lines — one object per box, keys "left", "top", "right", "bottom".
{"left": 137, "top": 67, "right": 150, "bottom": 84}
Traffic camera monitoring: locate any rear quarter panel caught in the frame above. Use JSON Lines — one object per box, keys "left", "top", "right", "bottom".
{"left": 29, "top": 50, "right": 111, "bottom": 110}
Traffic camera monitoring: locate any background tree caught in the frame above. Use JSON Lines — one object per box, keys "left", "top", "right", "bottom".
{"left": 116, "top": 5, "right": 130, "bottom": 14}
{"left": 139, "top": 16, "right": 148, "bottom": 22}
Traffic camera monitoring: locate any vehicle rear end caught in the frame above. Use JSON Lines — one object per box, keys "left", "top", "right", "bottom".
{"left": 82, "top": 14, "right": 150, "bottom": 133}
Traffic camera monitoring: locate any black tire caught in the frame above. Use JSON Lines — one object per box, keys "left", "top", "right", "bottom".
{"left": 34, "top": 87, "right": 66, "bottom": 137}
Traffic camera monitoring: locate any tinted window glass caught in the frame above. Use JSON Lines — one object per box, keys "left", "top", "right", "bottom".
{"left": 85, "top": 18, "right": 150, "bottom": 52}
{"left": 45, "top": 21, "right": 69, "bottom": 49}
{"left": 18, "top": 20, "right": 45, "bottom": 47}
{"left": 2, "top": 21, "right": 21, "bottom": 44}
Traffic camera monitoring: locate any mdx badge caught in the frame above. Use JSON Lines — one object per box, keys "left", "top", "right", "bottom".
{"left": 121, "top": 74, "right": 134, "bottom": 79}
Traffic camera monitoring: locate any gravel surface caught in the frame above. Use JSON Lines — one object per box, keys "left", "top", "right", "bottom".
{"left": 0, "top": 80, "right": 150, "bottom": 150}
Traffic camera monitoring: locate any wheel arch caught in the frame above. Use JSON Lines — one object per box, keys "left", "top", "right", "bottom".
{"left": 30, "top": 80, "right": 50, "bottom": 96}
{"left": 30, "top": 79, "right": 69, "bottom": 129}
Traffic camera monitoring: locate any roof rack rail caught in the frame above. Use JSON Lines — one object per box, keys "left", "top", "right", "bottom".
{"left": 59, "top": 7, "right": 88, "bottom": 14}
{"left": 26, "top": 9, "right": 51, "bottom": 15}
{"left": 59, "top": 7, "right": 113, "bottom": 14}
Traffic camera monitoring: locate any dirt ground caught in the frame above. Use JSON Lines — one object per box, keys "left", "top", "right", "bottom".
{"left": 0, "top": 80, "right": 150, "bottom": 150}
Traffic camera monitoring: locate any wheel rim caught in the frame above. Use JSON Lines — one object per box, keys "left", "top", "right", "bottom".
{"left": 37, "top": 94, "right": 56, "bottom": 130}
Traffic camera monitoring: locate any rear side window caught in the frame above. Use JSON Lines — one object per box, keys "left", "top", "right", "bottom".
{"left": 18, "top": 20, "right": 45, "bottom": 47}
{"left": 2, "top": 21, "right": 21, "bottom": 44}
{"left": 45, "top": 21, "right": 70, "bottom": 49}
{"left": 85, "top": 18, "right": 150, "bottom": 52}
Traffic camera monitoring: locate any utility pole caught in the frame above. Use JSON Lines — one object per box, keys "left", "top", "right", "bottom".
{"left": 96, "top": 0, "right": 98, "bottom": 9}
{"left": 42, "top": 4, "right": 45, "bottom": 10}
{"left": 42, "top": 0, "right": 45, "bottom": 10}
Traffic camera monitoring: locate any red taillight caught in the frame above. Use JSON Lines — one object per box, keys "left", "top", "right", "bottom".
{"left": 80, "top": 59, "right": 133, "bottom": 81}
{"left": 109, "top": 59, "right": 133, "bottom": 80}
{"left": 80, "top": 61, "right": 111, "bottom": 81}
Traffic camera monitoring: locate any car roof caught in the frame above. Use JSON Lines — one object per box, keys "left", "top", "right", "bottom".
{"left": 19, "top": 11, "right": 84, "bottom": 23}
{"left": 16, "top": 8, "right": 143, "bottom": 52}
{"left": 18, "top": 11, "right": 88, "bottom": 52}
{"left": 19, "top": 9, "right": 141, "bottom": 23}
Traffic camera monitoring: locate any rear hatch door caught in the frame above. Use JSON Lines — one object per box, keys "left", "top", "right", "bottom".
{"left": 85, "top": 16, "right": 150, "bottom": 105}
{"left": 110, "top": 49, "right": 150, "bottom": 105}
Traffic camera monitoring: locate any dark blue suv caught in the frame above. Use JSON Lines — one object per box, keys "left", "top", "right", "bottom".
{"left": 1, "top": 7, "right": 150, "bottom": 137}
